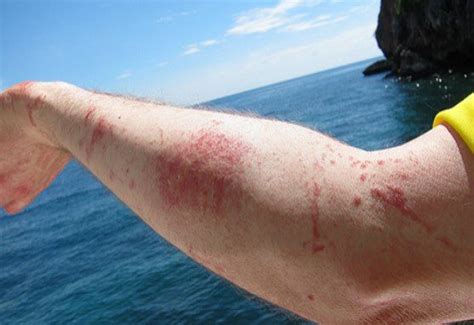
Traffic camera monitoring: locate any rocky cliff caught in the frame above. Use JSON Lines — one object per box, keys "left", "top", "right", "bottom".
{"left": 364, "top": 0, "right": 474, "bottom": 78}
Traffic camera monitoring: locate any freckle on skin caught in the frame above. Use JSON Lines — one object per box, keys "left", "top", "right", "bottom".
{"left": 330, "top": 160, "right": 336, "bottom": 165}
{"left": 377, "top": 160, "right": 385, "bottom": 166}
{"left": 307, "top": 294, "right": 315, "bottom": 301}
{"left": 128, "top": 179, "right": 136, "bottom": 190}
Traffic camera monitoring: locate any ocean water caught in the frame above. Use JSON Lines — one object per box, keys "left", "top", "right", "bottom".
{"left": 1, "top": 58, "right": 473, "bottom": 324}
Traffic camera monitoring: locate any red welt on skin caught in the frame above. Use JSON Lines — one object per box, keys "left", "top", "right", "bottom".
{"left": 308, "top": 182, "right": 325, "bottom": 253}
{"left": 84, "top": 106, "right": 97, "bottom": 122}
{"left": 26, "top": 95, "right": 45, "bottom": 127}
{"left": 371, "top": 186, "right": 433, "bottom": 233}
{"left": 14, "top": 185, "right": 30, "bottom": 197}
{"left": 86, "top": 117, "right": 113, "bottom": 159}
{"left": 154, "top": 130, "right": 250, "bottom": 214}
{"left": 351, "top": 160, "right": 360, "bottom": 167}
{"left": 396, "top": 172, "right": 410, "bottom": 181}
{"left": 0, "top": 174, "right": 8, "bottom": 184}
{"left": 353, "top": 195, "right": 362, "bottom": 207}
{"left": 360, "top": 174, "right": 367, "bottom": 182}
{"left": 436, "top": 236, "right": 457, "bottom": 252}
{"left": 314, "top": 160, "right": 324, "bottom": 171}
{"left": 90, "top": 118, "right": 109, "bottom": 147}
{"left": 13, "top": 81, "right": 34, "bottom": 93}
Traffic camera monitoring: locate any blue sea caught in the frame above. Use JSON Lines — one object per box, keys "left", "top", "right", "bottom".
{"left": 1, "top": 58, "right": 473, "bottom": 324}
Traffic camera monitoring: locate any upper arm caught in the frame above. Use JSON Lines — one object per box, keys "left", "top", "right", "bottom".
{"left": 233, "top": 120, "right": 474, "bottom": 323}
{"left": 342, "top": 124, "right": 474, "bottom": 323}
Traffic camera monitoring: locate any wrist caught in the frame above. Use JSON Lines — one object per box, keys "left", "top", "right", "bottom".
{"left": 30, "top": 81, "right": 80, "bottom": 151}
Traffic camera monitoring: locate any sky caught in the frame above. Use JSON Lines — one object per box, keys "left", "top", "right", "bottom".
{"left": 1, "top": 0, "right": 382, "bottom": 105}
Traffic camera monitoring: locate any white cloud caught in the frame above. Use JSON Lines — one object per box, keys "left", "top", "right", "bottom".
{"left": 156, "top": 10, "right": 195, "bottom": 24}
{"left": 157, "top": 61, "right": 168, "bottom": 68}
{"left": 182, "top": 39, "right": 220, "bottom": 56}
{"left": 156, "top": 22, "right": 381, "bottom": 105}
{"left": 116, "top": 72, "right": 132, "bottom": 80}
{"left": 200, "top": 39, "right": 219, "bottom": 47}
{"left": 156, "top": 16, "right": 173, "bottom": 24}
{"left": 226, "top": 0, "right": 343, "bottom": 35}
{"left": 284, "top": 14, "right": 347, "bottom": 32}
{"left": 227, "top": 0, "right": 305, "bottom": 35}
{"left": 183, "top": 44, "right": 200, "bottom": 56}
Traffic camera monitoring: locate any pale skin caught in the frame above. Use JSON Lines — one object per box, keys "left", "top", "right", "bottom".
{"left": 1, "top": 81, "right": 473, "bottom": 324}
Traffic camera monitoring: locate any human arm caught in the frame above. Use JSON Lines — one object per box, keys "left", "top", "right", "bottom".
{"left": 1, "top": 81, "right": 472, "bottom": 324}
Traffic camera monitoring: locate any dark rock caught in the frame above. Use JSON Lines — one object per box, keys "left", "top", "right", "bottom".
{"left": 366, "top": 0, "right": 474, "bottom": 78}
{"left": 363, "top": 59, "right": 392, "bottom": 76}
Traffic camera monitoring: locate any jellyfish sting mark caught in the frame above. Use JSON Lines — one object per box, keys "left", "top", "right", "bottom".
{"left": 353, "top": 196, "right": 362, "bottom": 207}
{"left": 85, "top": 117, "right": 113, "bottom": 160}
{"left": 371, "top": 186, "right": 433, "bottom": 233}
{"left": 308, "top": 182, "right": 325, "bottom": 253}
{"left": 154, "top": 129, "right": 251, "bottom": 215}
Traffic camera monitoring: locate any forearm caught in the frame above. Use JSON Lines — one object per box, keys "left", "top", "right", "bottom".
{"left": 31, "top": 82, "right": 372, "bottom": 321}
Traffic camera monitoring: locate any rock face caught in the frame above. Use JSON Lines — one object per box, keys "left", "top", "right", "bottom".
{"left": 368, "top": 0, "right": 474, "bottom": 77}
{"left": 363, "top": 59, "right": 391, "bottom": 76}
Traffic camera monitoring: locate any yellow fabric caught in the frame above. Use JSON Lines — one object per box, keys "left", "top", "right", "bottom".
{"left": 433, "top": 93, "right": 474, "bottom": 153}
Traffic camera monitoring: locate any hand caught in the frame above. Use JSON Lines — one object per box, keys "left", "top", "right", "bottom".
{"left": 0, "top": 82, "right": 70, "bottom": 214}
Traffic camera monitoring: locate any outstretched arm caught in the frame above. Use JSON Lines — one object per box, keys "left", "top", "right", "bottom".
{"left": 1, "top": 81, "right": 472, "bottom": 324}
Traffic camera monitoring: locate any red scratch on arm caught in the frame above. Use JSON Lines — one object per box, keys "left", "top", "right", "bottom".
{"left": 436, "top": 236, "right": 457, "bottom": 252}
{"left": 308, "top": 182, "right": 325, "bottom": 253}
{"left": 85, "top": 117, "right": 113, "bottom": 160}
{"left": 84, "top": 106, "right": 97, "bottom": 122}
{"left": 371, "top": 186, "right": 433, "bottom": 233}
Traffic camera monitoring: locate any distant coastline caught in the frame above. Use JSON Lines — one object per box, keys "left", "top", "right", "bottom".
{"left": 205, "top": 57, "right": 383, "bottom": 106}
